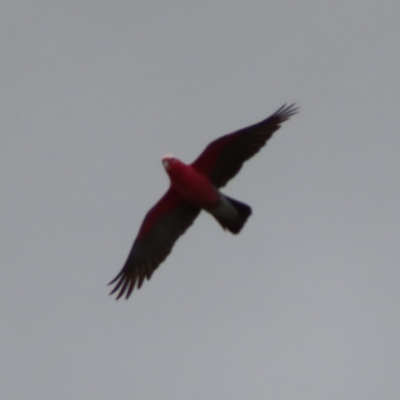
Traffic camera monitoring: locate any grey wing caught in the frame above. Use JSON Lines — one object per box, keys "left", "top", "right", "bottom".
{"left": 192, "top": 104, "right": 298, "bottom": 187}
{"left": 109, "top": 189, "right": 201, "bottom": 299}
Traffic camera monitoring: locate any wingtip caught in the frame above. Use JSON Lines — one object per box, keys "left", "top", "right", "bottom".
{"left": 275, "top": 103, "right": 299, "bottom": 119}
{"left": 108, "top": 269, "right": 141, "bottom": 300}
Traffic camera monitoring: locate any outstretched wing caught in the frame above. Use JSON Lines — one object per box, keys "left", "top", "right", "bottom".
{"left": 109, "top": 188, "right": 200, "bottom": 299}
{"left": 191, "top": 103, "right": 298, "bottom": 188}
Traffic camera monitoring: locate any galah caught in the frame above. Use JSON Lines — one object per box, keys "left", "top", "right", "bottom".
{"left": 109, "top": 103, "right": 298, "bottom": 299}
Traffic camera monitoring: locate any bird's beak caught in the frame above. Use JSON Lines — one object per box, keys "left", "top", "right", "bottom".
{"left": 162, "top": 160, "right": 170, "bottom": 170}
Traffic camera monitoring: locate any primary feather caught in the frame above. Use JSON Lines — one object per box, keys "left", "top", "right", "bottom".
{"left": 192, "top": 103, "right": 298, "bottom": 187}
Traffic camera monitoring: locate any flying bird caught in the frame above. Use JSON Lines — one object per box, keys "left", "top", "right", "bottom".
{"left": 109, "top": 103, "right": 298, "bottom": 299}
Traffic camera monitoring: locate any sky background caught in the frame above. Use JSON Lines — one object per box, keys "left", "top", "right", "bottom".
{"left": 2, "top": 1, "right": 400, "bottom": 399}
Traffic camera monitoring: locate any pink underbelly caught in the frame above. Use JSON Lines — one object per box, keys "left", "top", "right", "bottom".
{"left": 172, "top": 176, "right": 219, "bottom": 208}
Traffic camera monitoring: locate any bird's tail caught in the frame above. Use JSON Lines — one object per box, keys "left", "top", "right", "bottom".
{"left": 210, "top": 195, "right": 252, "bottom": 234}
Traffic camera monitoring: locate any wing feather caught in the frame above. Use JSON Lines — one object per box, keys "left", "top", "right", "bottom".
{"left": 109, "top": 188, "right": 200, "bottom": 299}
{"left": 191, "top": 103, "right": 298, "bottom": 187}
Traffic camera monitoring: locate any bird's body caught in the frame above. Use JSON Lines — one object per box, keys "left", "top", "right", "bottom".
{"left": 109, "top": 103, "right": 298, "bottom": 299}
{"left": 163, "top": 154, "right": 252, "bottom": 234}
{"left": 162, "top": 156, "right": 220, "bottom": 209}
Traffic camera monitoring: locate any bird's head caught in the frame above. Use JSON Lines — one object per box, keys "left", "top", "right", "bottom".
{"left": 162, "top": 154, "right": 177, "bottom": 171}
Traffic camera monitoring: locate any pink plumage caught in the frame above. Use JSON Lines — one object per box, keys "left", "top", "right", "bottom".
{"left": 109, "top": 103, "right": 298, "bottom": 299}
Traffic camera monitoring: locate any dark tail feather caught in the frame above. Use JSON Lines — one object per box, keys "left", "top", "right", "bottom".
{"left": 211, "top": 195, "right": 252, "bottom": 234}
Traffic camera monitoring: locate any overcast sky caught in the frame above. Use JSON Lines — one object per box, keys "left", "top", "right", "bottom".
{"left": 2, "top": 1, "right": 400, "bottom": 399}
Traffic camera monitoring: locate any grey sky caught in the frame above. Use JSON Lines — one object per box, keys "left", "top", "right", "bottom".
{"left": 2, "top": 1, "right": 400, "bottom": 399}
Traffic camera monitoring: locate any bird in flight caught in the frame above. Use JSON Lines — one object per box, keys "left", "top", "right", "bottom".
{"left": 109, "top": 103, "right": 298, "bottom": 299}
